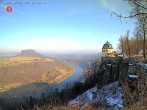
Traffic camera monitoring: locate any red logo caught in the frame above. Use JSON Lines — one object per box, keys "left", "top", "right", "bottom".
{"left": 6, "top": 6, "right": 13, "bottom": 13}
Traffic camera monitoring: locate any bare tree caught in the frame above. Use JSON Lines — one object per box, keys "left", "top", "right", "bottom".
{"left": 114, "top": 0, "right": 147, "bottom": 58}
{"left": 136, "top": 15, "right": 147, "bottom": 58}
{"left": 118, "top": 35, "right": 131, "bottom": 57}
{"left": 133, "top": 28, "right": 141, "bottom": 55}
{"left": 113, "top": 0, "right": 147, "bottom": 18}
{"left": 129, "top": 37, "right": 135, "bottom": 56}
{"left": 125, "top": 30, "right": 131, "bottom": 57}
{"left": 119, "top": 35, "right": 124, "bottom": 57}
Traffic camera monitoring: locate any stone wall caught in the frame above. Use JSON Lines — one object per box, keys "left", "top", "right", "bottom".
{"left": 119, "top": 60, "right": 146, "bottom": 107}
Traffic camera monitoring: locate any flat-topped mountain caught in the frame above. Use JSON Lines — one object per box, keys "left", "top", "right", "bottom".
{"left": 16, "top": 49, "right": 43, "bottom": 57}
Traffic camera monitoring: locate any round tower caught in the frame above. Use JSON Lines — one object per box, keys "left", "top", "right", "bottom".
{"left": 102, "top": 41, "right": 114, "bottom": 57}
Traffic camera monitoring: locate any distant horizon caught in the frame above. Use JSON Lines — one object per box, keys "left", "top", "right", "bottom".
{"left": 0, "top": 47, "right": 121, "bottom": 53}
{"left": 0, "top": 48, "right": 101, "bottom": 54}
{"left": 0, "top": 50, "right": 101, "bottom": 58}
{"left": 0, "top": 48, "right": 123, "bottom": 58}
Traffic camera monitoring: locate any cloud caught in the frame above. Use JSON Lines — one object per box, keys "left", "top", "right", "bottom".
{"left": 99, "top": 0, "right": 119, "bottom": 12}
{"left": 99, "top": 0, "right": 131, "bottom": 14}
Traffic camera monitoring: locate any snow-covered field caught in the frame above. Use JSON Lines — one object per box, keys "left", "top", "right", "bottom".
{"left": 70, "top": 81, "right": 124, "bottom": 110}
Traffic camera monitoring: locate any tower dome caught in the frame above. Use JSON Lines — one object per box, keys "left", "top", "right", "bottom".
{"left": 102, "top": 41, "right": 114, "bottom": 58}
{"left": 102, "top": 41, "right": 113, "bottom": 49}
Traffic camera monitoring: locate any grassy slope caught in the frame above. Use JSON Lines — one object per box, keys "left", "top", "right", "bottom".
{"left": 0, "top": 57, "right": 75, "bottom": 93}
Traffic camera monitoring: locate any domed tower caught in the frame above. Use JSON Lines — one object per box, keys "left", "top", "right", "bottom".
{"left": 102, "top": 41, "right": 114, "bottom": 57}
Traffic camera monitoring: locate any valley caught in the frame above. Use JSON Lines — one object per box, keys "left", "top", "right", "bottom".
{"left": 0, "top": 56, "right": 75, "bottom": 93}
{"left": 0, "top": 50, "right": 96, "bottom": 100}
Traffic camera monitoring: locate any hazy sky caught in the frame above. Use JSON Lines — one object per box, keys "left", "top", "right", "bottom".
{"left": 0, "top": 0, "right": 135, "bottom": 53}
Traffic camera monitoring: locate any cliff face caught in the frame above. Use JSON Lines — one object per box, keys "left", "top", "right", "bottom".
{"left": 68, "top": 58, "right": 123, "bottom": 109}
{"left": 17, "top": 49, "right": 43, "bottom": 57}
{"left": 70, "top": 58, "right": 146, "bottom": 110}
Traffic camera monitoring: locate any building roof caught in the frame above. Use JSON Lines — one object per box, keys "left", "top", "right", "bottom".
{"left": 102, "top": 41, "right": 113, "bottom": 49}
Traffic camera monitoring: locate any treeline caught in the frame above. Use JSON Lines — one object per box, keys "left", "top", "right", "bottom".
{"left": 117, "top": 0, "right": 147, "bottom": 58}
{"left": 118, "top": 30, "right": 146, "bottom": 57}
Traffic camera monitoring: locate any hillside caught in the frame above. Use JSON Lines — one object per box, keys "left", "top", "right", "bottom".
{"left": 16, "top": 49, "right": 43, "bottom": 57}
{"left": 55, "top": 53, "right": 101, "bottom": 69}
{"left": 0, "top": 56, "right": 75, "bottom": 93}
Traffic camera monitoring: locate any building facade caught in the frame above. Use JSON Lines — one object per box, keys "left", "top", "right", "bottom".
{"left": 102, "top": 41, "right": 114, "bottom": 57}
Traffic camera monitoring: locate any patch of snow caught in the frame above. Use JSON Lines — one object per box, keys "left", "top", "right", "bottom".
{"left": 107, "top": 64, "right": 111, "bottom": 66}
{"left": 70, "top": 81, "right": 124, "bottom": 110}
{"left": 106, "top": 94, "right": 123, "bottom": 109}
{"left": 129, "top": 63, "right": 133, "bottom": 66}
{"left": 80, "top": 80, "right": 85, "bottom": 83}
{"left": 112, "top": 65, "right": 116, "bottom": 67}
{"left": 128, "top": 74, "right": 138, "bottom": 78}
{"left": 136, "top": 62, "right": 147, "bottom": 69}
{"left": 144, "top": 64, "right": 147, "bottom": 67}
{"left": 86, "top": 90, "right": 92, "bottom": 100}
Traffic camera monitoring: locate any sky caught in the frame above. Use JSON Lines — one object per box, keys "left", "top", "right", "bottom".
{"left": 0, "top": 0, "right": 136, "bottom": 53}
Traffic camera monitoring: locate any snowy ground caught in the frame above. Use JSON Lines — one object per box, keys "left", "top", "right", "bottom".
{"left": 70, "top": 81, "right": 124, "bottom": 110}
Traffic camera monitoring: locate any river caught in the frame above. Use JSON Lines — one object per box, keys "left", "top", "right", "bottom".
{"left": 25, "top": 65, "right": 84, "bottom": 98}
{"left": 31, "top": 65, "right": 84, "bottom": 97}
{"left": 55, "top": 65, "right": 84, "bottom": 91}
